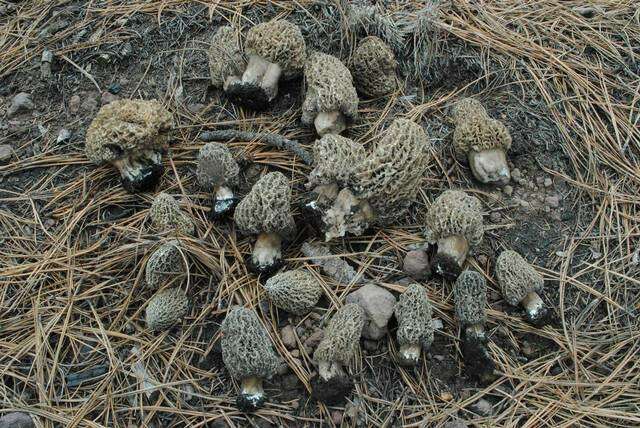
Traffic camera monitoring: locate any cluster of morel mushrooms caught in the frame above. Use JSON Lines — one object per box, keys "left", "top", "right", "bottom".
{"left": 85, "top": 20, "right": 551, "bottom": 411}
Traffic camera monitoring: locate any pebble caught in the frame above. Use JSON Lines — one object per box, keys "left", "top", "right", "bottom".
{"left": 57, "top": 128, "right": 71, "bottom": 143}
{"left": 433, "top": 354, "right": 445, "bottom": 362}
{"left": 304, "top": 330, "right": 324, "bottom": 350}
{"left": 476, "top": 254, "right": 488, "bottom": 266}
{"left": 277, "top": 362, "right": 289, "bottom": 376}
{"left": 331, "top": 410, "right": 343, "bottom": 426}
{"left": 471, "top": 398, "right": 493, "bottom": 416}
{"left": 7, "top": 92, "right": 34, "bottom": 117}
{"left": 490, "top": 211, "right": 501, "bottom": 223}
{"left": 544, "top": 177, "right": 553, "bottom": 187}
{"left": 443, "top": 420, "right": 468, "bottom": 428}
{"left": 290, "top": 349, "right": 300, "bottom": 358}
{"left": 0, "top": 145, "right": 12, "bottom": 162}
{"left": 187, "top": 103, "right": 206, "bottom": 114}
{"left": 345, "top": 283, "right": 397, "bottom": 340}
{"left": 403, "top": 249, "right": 430, "bottom": 281}
{"left": 101, "top": 91, "right": 119, "bottom": 105}
{"left": 518, "top": 178, "right": 527, "bottom": 186}
{"left": 280, "top": 325, "right": 297, "bottom": 350}
{"left": 511, "top": 168, "right": 521, "bottom": 181}
{"left": 68, "top": 95, "right": 81, "bottom": 113}
{"left": 440, "top": 391, "right": 453, "bottom": 401}
{"left": 535, "top": 176, "right": 545, "bottom": 186}
{"left": 503, "top": 185, "right": 513, "bottom": 196}
{"left": 546, "top": 195, "right": 560, "bottom": 208}
{"left": 0, "top": 412, "right": 34, "bottom": 428}
{"left": 80, "top": 94, "right": 98, "bottom": 113}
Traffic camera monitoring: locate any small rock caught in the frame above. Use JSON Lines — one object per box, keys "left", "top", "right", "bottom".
{"left": 280, "top": 325, "right": 297, "bottom": 350}
{"left": 535, "top": 176, "right": 544, "bottom": 186}
{"left": 304, "top": 330, "right": 324, "bottom": 350}
{"left": 518, "top": 178, "right": 527, "bottom": 186}
{"left": 440, "top": 391, "right": 453, "bottom": 401}
{"left": 503, "top": 185, "right": 513, "bottom": 196}
{"left": 471, "top": 398, "right": 493, "bottom": 416}
{"left": 490, "top": 211, "right": 501, "bottom": 223}
{"left": 403, "top": 249, "right": 430, "bottom": 280}
{"left": 80, "top": 94, "right": 98, "bottom": 113}
{"left": 476, "top": 254, "right": 488, "bottom": 266}
{"left": 187, "top": 103, "right": 206, "bottom": 114}
{"left": 363, "top": 339, "right": 378, "bottom": 352}
{"left": 0, "top": 412, "right": 35, "bottom": 428}
{"left": 546, "top": 195, "right": 560, "bottom": 209}
{"left": 295, "top": 326, "right": 305, "bottom": 337}
{"left": 7, "top": 92, "right": 34, "bottom": 117}
{"left": 544, "top": 177, "right": 553, "bottom": 187}
{"left": 101, "top": 91, "right": 119, "bottom": 105}
{"left": 444, "top": 420, "right": 468, "bottom": 428}
{"left": 68, "top": 95, "right": 81, "bottom": 113}
{"left": 432, "top": 319, "right": 443, "bottom": 330}
{"left": 521, "top": 341, "right": 535, "bottom": 357}
{"left": 304, "top": 318, "right": 313, "bottom": 328}
{"left": 511, "top": 168, "right": 521, "bottom": 181}
{"left": 0, "top": 145, "right": 12, "bottom": 162}
{"left": 290, "top": 349, "right": 300, "bottom": 358}
{"left": 57, "top": 128, "right": 71, "bottom": 143}
{"left": 346, "top": 283, "right": 397, "bottom": 340}
{"left": 433, "top": 354, "right": 445, "bottom": 362}
{"left": 344, "top": 402, "right": 360, "bottom": 420}
{"left": 331, "top": 410, "right": 343, "bottom": 426}
{"left": 108, "top": 82, "right": 122, "bottom": 94}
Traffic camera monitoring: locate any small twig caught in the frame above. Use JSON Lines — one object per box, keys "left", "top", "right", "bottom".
{"left": 200, "top": 129, "right": 313, "bottom": 165}
{"left": 60, "top": 54, "right": 101, "bottom": 92}
{"left": 65, "top": 365, "right": 108, "bottom": 387}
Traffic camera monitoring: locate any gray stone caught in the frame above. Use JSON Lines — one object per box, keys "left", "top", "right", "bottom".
{"left": 511, "top": 168, "right": 521, "bottom": 180}
{"left": 303, "top": 330, "right": 324, "bottom": 350}
{"left": 503, "top": 185, "right": 513, "bottom": 196}
{"left": 7, "top": 93, "right": 34, "bottom": 117}
{"left": 403, "top": 249, "right": 430, "bottom": 280}
{"left": 546, "top": 195, "right": 560, "bottom": 208}
{"left": 346, "top": 283, "right": 396, "bottom": 340}
{"left": 280, "top": 325, "right": 297, "bottom": 350}
{"left": 0, "top": 412, "right": 35, "bottom": 428}
{"left": 0, "top": 145, "right": 12, "bottom": 162}
{"left": 543, "top": 177, "right": 553, "bottom": 187}
{"left": 68, "top": 95, "right": 81, "bottom": 113}
{"left": 472, "top": 398, "right": 493, "bottom": 416}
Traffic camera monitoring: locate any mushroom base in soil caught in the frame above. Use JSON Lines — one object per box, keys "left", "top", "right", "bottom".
{"left": 208, "top": 185, "right": 238, "bottom": 219}
{"left": 314, "top": 111, "right": 347, "bottom": 136}
{"left": 321, "top": 188, "right": 374, "bottom": 241}
{"left": 521, "top": 291, "right": 551, "bottom": 326}
{"left": 468, "top": 148, "right": 511, "bottom": 184}
{"left": 311, "top": 362, "right": 354, "bottom": 405}
{"left": 249, "top": 232, "right": 284, "bottom": 275}
{"left": 114, "top": 150, "right": 164, "bottom": 193}
{"left": 461, "top": 325, "right": 496, "bottom": 383}
{"left": 432, "top": 235, "right": 469, "bottom": 280}
{"left": 236, "top": 376, "right": 267, "bottom": 412}
{"left": 224, "top": 54, "right": 282, "bottom": 110}
{"left": 398, "top": 343, "right": 422, "bottom": 367}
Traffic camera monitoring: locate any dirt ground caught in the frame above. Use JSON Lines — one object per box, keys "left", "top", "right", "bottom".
{"left": 1, "top": 1, "right": 639, "bottom": 427}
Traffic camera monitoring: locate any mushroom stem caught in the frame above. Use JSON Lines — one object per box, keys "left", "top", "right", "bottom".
{"left": 251, "top": 232, "right": 283, "bottom": 275}
{"left": 314, "top": 111, "right": 347, "bottom": 136}
{"left": 398, "top": 343, "right": 421, "bottom": 366}
{"left": 318, "top": 360, "right": 345, "bottom": 382}
{"left": 113, "top": 150, "right": 164, "bottom": 193}
{"left": 461, "top": 324, "right": 496, "bottom": 383}
{"left": 322, "top": 188, "right": 374, "bottom": 241}
{"left": 468, "top": 148, "right": 510, "bottom": 184}
{"left": 209, "top": 185, "right": 237, "bottom": 219}
{"left": 521, "top": 291, "right": 549, "bottom": 326}
{"left": 312, "top": 360, "right": 354, "bottom": 405}
{"left": 237, "top": 375, "right": 266, "bottom": 412}
{"left": 225, "top": 55, "right": 281, "bottom": 110}
{"left": 432, "top": 235, "right": 469, "bottom": 280}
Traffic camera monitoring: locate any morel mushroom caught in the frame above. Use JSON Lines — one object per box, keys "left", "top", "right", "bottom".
{"left": 221, "top": 307, "right": 280, "bottom": 412}
{"left": 264, "top": 269, "right": 322, "bottom": 315}
{"left": 149, "top": 193, "right": 195, "bottom": 235}
{"left": 495, "top": 250, "right": 549, "bottom": 326}
{"left": 145, "top": 287, "right": 189, "bottom": 331}
{"left": 224, "top": 20, "right": 306, "bottom": 109}
{"left": 85, "top": 99, "right": 173, "bottom": 192}
{"left": 312, "top": 304, "right": 365, "bottom": 404}
{"left": 394, "top": 283, "right": 434, "bottom": 366}
{"left": 351, "top": 36, "right": 397, "bottom": 97}
{"left": 452, "top": 98, "right": 512, "bottom": 184}
{"left": 302, "top": 52, "right": 358, "bottom": 136}
{"left": 197, "top": 142, "right": 240, "bottom": 218}
{"left": 234, "top": 172, "right": 296, "bottom": 275}
{"left": 321, "top": 118, "right": 430, "bottom": 240}
{"left": 208, "top": 26, "right": 244, "bottom": 89}
{"left": 145, "top": 240, "right": 186, "bottom": 289}
{"left": 454, "top": 270, "right": 496, "bottom": 381}
{"left": 425, "top": 190, "right": 483, "bottom": 280}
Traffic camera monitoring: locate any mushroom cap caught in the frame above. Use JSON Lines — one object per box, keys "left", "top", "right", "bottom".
{"left": 85, "top": 99, "right": 173, "bottom": 164}
{"left": 145, "top": 287, "right": 189, "bottom": 331}
{"left": 424, "top": 190, "right": 483, "bottom": 248}
{"left": 245, "top": 20, "right": 306, "bottom": 79}
{"left": 452, "top": 98, "right": 512, "bottom": 155}
{"left": 495, "top": 250, "right": 544, "bottom": 306}
{"left": 395, "top": 283, "right": 434, "bottom": 349}
{"left": 454, "top": 270, "right": 487, "bottom": 326}
{"left": 149, "top": 193, "right": 195, "bottom": 235}
{"left": 313, "top": 304, "right": 365, "bottom": 366}
{"left": 145, "top": 240, "right": 186, "bottom": 289}
{"left": 196, "top": 142, "right": 240, "bottom": 189}
{"left": 308, "top": 134, "right": 366, "bottom": 188}
{"left": 208, "top": 26, "right": 244, "bottom": 87}
{"left": 301, "top": 52, "right": 359, "bottom": 126}
{"left": 234, "top": 172, "right": 296, "bottom": 238}
{"left": 352, "top": 36, "right": 397, "bottom": 97}
{"left": 221, "top": 306, "right": 280, "bottom": 380}
{"left": 353, "top": 119, "right": 431, "bottom": 224}
{"left": 264, "top": 269, "right": 323, "bottom": 315}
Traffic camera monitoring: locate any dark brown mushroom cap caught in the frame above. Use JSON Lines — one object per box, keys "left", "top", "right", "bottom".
{"left": 85, "top": 99, "right": 173, "bottom": 164}
{"left": 221, "top": 307, "right": 280, "bottom": 380}
{"left": 234, "top": 172, "right": 296, "bottom": 238}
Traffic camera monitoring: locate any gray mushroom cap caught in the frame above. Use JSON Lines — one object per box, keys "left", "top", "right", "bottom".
{"left": 495, "top": 250, "right": 544, "bottom": 306}
{"left": 395, "top": 283, "right": 434, "bottom": 349}
{"left": 145, "top": 287, "right": 189, "bottom": 331}
{"left": 313, "top": 304, "right": 365, "bottom": 366}
{"left": 145, "top": 240, "right": 186, "bottom": 289}
{"left": 196, "top": 142, "right": 240, "bottom": 189}
{"left": 264, "top": 269, "right": 323, "bottom": 315}
{"left": 454, "top": 270, "right": 487, "bottom": 326}
{"left": 149, "top": 193, "right": 195, "bottom": 235}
